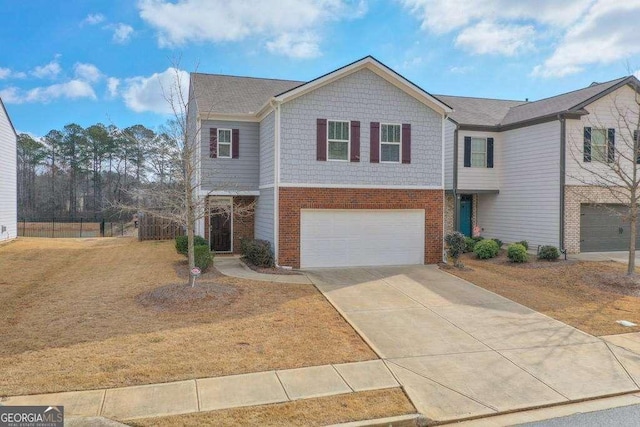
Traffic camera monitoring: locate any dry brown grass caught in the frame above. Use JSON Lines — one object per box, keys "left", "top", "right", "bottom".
{"left": 0, "top": 238, "right": 376, "bottom": 397}
{"left": 447, "top": 252, "right": 640, "bottom": 336}
{"left": 129, "top": 388, "right": 415, "bottom": 427}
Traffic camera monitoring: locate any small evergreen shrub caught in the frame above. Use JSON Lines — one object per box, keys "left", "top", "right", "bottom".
{"left": 491, "top": 238, "right": 503, "bottom": 249}
{"left": 445, "top": 232, "right": 467, "bottom": 266}
{"left": 473, "top": 239, "right": 499, "bottom": 259}
{"left": 515, "top": 240, "right": 529, "bottom": 250}
{"left": 538, "top": 245, "right": 560, "bottom": 261}
{"left": 472, "top": 236, "right": 484, "bottom": 243}
{"left": 241, "top": 238, "right": 275, "bottom": 267}
{"left": 175, "top": 235, "right": 208, "bottom": 255}
{"left": 507, "top": 244, "right": 528, "bottom": 263}
{"left": 194, "top": 244, "right": 213, "bottom": 271}
{"left": 464, "top": 237, "right": 477, "bottom": 253}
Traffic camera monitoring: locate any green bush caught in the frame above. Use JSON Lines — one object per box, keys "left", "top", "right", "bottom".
{"left": 507, "top": 244, "right": 528, "bottom": 263}
{"left": 194, "top": 244, "right": 213, "bottom": 271}
{"left": 241, "top": 238, "right": 275, "bottom": 267}
{"left": 445, "top": 232, "right": 467, "bottom": 264}
{"left": 175, "top": 235, "right": 208, "bottom": 255}
{"left": 473, "top": 239, "right": 499, "bottom": 259}
{"left": 464, "top": 237, "right": 477, "bottom": 253}
{"left": 492, "top": 238, "right": 503, "bottom": 249}
{"left": 515, "top": 240, "right": 529, "bottom": 250}
{"left": 538, "top": 245, "right": 560, "bottom": 261}
{"left": 472, "top": 236, "right": 484, "bottom": 243}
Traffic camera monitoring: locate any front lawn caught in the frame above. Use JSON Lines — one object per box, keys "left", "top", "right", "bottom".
{"left": 0, "top": 237, "right": 376, "bottom": 396}
{"left": 445, "top": 251, "right": 640, "bottom": 336}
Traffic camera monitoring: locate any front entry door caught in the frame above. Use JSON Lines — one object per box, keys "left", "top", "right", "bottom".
{"left": 210, "top": 211, "right": 232, "bottom": 252}
{"left": 459, "top": 195, "right": 472, "bottom": 237}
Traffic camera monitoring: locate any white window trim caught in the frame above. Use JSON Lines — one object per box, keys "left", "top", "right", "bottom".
{"left": 590, "top": 128, "right": 608, "bottom": 163}
{"left": 380, "top": 123, "right": 402, "bottom": 164}
{"left": 470, "top": 137, "right": 487, "bottom": 168}
{"left": 217, "top": 128, "right": 232, "bottom": 159}
{"left": 327, "top": 119, "right": 350, "bottom": 162}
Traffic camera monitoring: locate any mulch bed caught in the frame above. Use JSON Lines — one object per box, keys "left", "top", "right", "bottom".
{"left": 136, "top": 282, "right": 241, "bottom": 312}
{"left": 450, "top": 250, "right": 579, "bottom": 269}
{"left": 583, "top": 271, "right": 640, "bottom": 297}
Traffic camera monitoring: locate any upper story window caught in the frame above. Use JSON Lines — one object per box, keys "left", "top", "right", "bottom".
{"left": 217, "top": 129, "right": 232, "bottom": 158}
{"left": 381, "top": 124, "right": 401, "bottom": 163}
{"left": 590, "top": 128, "right": 608, "bottom": 162}
{"left": 328, "top": 120, "right": 350, "bottom": 161}
{"left": 471, "top": 137, "right": 486, "bottom": 167}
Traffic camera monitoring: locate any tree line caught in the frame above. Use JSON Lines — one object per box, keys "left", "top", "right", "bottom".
{"left": 17, "top": 122, "right": 180, "bottom": 220}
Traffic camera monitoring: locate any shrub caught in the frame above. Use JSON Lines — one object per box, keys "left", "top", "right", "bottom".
{"left": 175, "top": 235, "right": 208, "bottom": 255}
{"left": 194, "top": 244, "right": 213, "bottom": 271}
{"left": 507, "top": 244, "right": 528, "bottom": 263}
{"left": 491, "top": 238, "right": 503, "bottom": 249}
{"left": 538, "top": 245, "right": 560, "bottom": 261}
{"left": 241, "top": 238, "right": 275, "bottom": 267}
{"left": 445, "top": 232, "right": 466, "bottom": 266}
{"left": 472, "top": 236, "right": 484, "bottom": 243}
{"left": 515, "top": 240, "right": 529, "bottom": 250}
{"left": 464, "top": 237, "right": 477, "bottom": 253}
{"left": 473, "top": 239, "right": 500, "bottom": 259}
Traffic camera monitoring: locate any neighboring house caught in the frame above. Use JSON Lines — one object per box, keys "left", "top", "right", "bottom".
{"left": 0, "top": 97, "right": 17, "bottom": 242}
{"left": 188, "top": 56, "right": 452, "bottom": 268}
{"left": 441, "top": 75, "right": 640, "bottom": 253}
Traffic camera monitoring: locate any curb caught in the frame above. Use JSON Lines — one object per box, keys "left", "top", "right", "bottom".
{"left": 326, "top": 414, "right": 422, "bottom": 427}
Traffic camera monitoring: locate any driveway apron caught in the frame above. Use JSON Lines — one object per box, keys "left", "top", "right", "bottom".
{"left": 306, "top": 265, "right": 640, "bottom": 422}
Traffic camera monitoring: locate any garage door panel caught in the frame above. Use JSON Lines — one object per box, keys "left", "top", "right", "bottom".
{"left": 580, "top": 204, "right": 638, "bottom": 252}
{"left": 300, "top": 210, "right": 425, "bottom": 268}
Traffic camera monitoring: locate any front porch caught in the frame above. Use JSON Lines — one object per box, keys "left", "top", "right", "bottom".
{"left": 203, "top": 196, "right": 256, "bottom": 254}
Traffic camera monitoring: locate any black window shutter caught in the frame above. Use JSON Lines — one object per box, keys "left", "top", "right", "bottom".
{"left": 583, "top": 127, "right": 591, "bottom": 162}
{"left": 232, "top": 128, "right": 240, "bottom": 159}
{"left": 209, "top": 128, "right": 218, "bottom": 158}
{"left": 607, "top": 128, "right": 615, "bottom": 163}
{"left": 317, "top": 119, "right": 327, "bottom": 161}
{"left": 401, "top": 123, "right": 411, "bottom": 164}
{"left": 370, "top": 122, "right": 380, "bottom": 163}
{"left": 635, "top": 130, "right": 639, "bottom": 164}
{"left": 350, "top": 121, "right": 360, "bottom": 162}
{"left": 486, "top": 137, "right": 494, "bottom": 168}
{"left": 463, "top": 136, "right": 471, "bottom": 167}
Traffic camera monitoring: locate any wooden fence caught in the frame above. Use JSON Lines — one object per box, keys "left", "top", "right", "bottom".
{"left": 138, "top": 215, "right": 184, "bottom": 241}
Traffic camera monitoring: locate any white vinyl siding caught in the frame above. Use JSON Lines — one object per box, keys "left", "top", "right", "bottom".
{"left": 457, "top": 131, "right": 499, "bottom": 191}
{"left": 0, "top": 102, "right": 17, "bottom": 241}
{"left": 300, "top": 209, "right": 425, "bottom": 268}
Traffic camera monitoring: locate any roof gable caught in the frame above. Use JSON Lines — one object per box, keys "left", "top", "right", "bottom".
{"left": 0, "top": 98, "right": 17, "bottom": 137}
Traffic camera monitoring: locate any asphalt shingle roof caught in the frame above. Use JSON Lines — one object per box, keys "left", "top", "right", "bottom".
{"left": 435, "top": 95, "right": 526, "bottom": 126}
{"left": 191, "top": 73, "right": 303, "bottom": 115}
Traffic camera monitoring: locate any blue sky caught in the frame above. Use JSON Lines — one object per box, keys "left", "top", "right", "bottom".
{"left": 2, "top": 0, "right": 640, "bottom": 137}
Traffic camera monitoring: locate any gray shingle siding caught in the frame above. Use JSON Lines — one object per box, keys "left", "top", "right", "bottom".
{"left": 259, "top": 111, "right": 275, "bottom": 186}
{"left": 279, "top": 68, "right": 443, "bottom": 187}
{"left": 444, "top": 120, "right": 455, "bottom": 189}
{"left": 200, "top": 120, "right": 259, "bottom": 191}
{"left": 254, "top": 187, "right": 274, "bottom": 247}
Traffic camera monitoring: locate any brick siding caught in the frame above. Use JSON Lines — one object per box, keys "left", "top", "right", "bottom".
{"left": 278, "top": 187, "right": 444, "bottom": 268}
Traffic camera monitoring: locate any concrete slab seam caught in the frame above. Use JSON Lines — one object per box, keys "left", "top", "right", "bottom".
{"left": 98, "top": 390, "right": 107, "bottom": 417}
{"left": 194, "top": 379, "right": 201, "bottom": 412}
{"left": 274, "top": 371, "right": 292, "bottom": 401}
{"left": 603, "top": 341, "right": 640, "bottom": 390}
{"left": 331, "top": 365, "right": 355, "bottom": 393}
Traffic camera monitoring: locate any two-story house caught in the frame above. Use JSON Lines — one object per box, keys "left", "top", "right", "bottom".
{"left": 0, "top": 97, "right": 17, "bottom": 242}
{"left": 441, "top": 75, "right": 640, "bottom": 253}
{"left": 189, "top": 56, "right": 452, "bottom": 268}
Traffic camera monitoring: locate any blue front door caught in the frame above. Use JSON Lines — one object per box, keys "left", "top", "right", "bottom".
{"left": 459, "top": 196, "right": 472, "bottom": 237}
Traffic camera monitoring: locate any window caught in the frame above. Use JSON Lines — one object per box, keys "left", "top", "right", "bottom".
{"left": 471, "top": 137, "right": 486, "bottom": 167}
{"left": 591, "top": 128, "right": 607, "bottom": 162}
{"left": 217, "top": 129, "right": 232, "bottom": 158}
{"left": 328, "top": 120, "right": 350, "bottom": 161}
{"left": 380, "top": 124, "right": 401, "bottom": 163}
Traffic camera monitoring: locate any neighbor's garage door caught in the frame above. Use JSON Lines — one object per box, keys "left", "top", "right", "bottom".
{"left": 300, "top": 209, "right": 425, "bottom": 268}
{"left": 580, "top": 204, "right": 640, "bottom": 252}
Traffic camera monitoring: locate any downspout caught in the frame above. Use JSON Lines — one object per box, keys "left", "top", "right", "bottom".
{"left": 558, "top": 114, "right": 566, "bottom": 250}
{"left": 271, "top": 99, "right": 282, "bottom": 266}
{"left": 453, "top": 125, "right": 460, "bottom": 232}
{"left": 442, "top": 114, "right": 447, "bottom": 261}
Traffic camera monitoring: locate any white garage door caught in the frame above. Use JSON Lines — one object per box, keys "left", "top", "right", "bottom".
{"left": 300, "top": 209, "right": 425, "bottom": 268}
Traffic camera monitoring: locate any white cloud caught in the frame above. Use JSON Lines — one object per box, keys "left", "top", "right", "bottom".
{"left": 138, "top": 0, "right": 363, "bottom": 58}
{"left": 112, "top": 23, "right": 134, "bottom": 44}
{"left": 0, "top": 68, "right": 11, "bottom": 79}
{"left": 1, "top": 80, "right": 96, "bottom": 104}
{"left": 82, "top": 13, "right": 106, "bottom": 25}
{"left": 533, "top": 1, "right": 640, "bottom": 77}
{"left": 455, "top": 21, "right": 535, "bottom": 56}
{"left": 74, "top": 63, "right": 102, "bottom": 83}
{"left": 107, "top": 77, "right": 120, "bottom": 98}
{"left": 265, "top": 32, "right": 320, "bottom": 59}
{"left": 0, "top": 67, "right": 25, "bottom": 80}
{"left": 121, "top": 67, "right": 190, "bottom": 114}
{"left": 31, "top": 59, "right": 62, "bottom": 79}
{"left": 449, "top": 65, "right": 474, "bottom": 74}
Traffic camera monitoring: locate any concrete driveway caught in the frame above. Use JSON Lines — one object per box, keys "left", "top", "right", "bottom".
{"left": 306, "top": 265, "right": 640, "bottom": 423}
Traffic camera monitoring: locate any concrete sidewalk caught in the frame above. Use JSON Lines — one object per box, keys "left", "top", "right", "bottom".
{"left": 214, "top": 256, "right": 312, "bottom": 284}
{"left": 0, "top": 361, "right": 399, "bottom": 421}
{"left": 306, "top": 265, "right": 640, "bottom": 423}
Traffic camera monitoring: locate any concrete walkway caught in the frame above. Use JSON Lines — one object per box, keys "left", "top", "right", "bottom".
{"left": 214, "top": 256, "right": 312, "bottom": 284}
{"left": 0, "top": 361, "right": 399, "bottom": 421}
{"left": 306, "top": 265, "right": 640, "bottom": 423}
{"left": 571, "top": 251, "right": 640, "bottom": 264}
